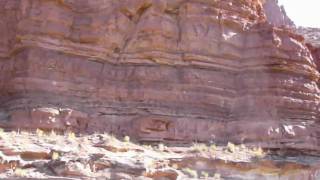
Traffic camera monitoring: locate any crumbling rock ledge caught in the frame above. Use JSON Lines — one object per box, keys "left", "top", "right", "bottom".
{"left": 0, "top": 0, "right": 319, "bottom": 154}
{"left": 297, "top": 27, "right": 320, "bottom": 72}
{"left": 263, "top": 0, "right": 295, "bottom": 27}
{"left": 0, "top": 131, "right": 320, "bottom": 179}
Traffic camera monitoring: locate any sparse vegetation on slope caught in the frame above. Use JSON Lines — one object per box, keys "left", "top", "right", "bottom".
{"left": 0, "top": 129, "right": 315, "bottom": 179}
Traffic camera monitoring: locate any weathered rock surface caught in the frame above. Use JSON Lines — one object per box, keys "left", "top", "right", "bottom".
{"left": 0, "top": 131, "right": 320, "bottom": 179}
{"left": 263, "top": 0, "right": 295, "bottom": 27}
{"left": 0, "top": 0, "right": 320, "bottom": 153}
{"left": 297, "top": 27, "right": 320, "bottom": 71}
{"left": 297, "top": 27, "right": 320, "bottom": 47}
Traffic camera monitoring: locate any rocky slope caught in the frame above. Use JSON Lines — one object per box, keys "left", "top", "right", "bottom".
{"left": 1, "top": 130, "right": 320, "bottom": 179}
{"left": 0, "top": 0, "right": 320, "bottom": 155}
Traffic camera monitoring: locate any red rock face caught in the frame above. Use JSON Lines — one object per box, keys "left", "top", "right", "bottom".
{"left": 297, "top": 27, "right": 320, "bottom": 72}
{"left": 0, "top": 0, "right": 319, "bottom": 149}
{"left": 263, "top": 0, "right": 295, "bottom": 27}
{"left": 307, "top": 44, "right": 320, "bottom": 72}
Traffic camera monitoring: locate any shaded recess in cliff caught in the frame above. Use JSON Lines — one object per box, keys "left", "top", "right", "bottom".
{"left": 0, "top": 0, "right": 319, "bottom": 152}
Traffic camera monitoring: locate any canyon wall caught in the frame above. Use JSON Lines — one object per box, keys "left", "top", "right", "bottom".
{"left": 297, "top": 27, "right": 320, "bottom": 71}
{"left": 263, "top": 0, "right": 295, "bottom": 27}
{"left": 0, "top": 0, "right": 319, "bottom": 151}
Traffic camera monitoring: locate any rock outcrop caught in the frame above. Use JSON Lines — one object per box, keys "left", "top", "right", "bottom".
{"left": 297, "top": 27, "right": 320, "bottom": 71}
{"left": 298, "top": 27, "right": 320, "bottom": 47}
{"left": 0, "top": 0, "right": 320, "bottom": 152}
{"left": 1, "top": 131, "right": 320, "bottom": 179}
{"left": 263, "top": 0, "right": 295, "bottom": 27}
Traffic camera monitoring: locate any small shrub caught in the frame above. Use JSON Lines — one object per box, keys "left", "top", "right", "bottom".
{"left": 210, "top": 144, "right": 217, "bottom": 152}
{"left": 14, "top": 168, "right": 27, "bottom": 177}
{"left": 36, "top": 129, "right": 44, "bottom": 137}
{"left": 192, "top": 143, "right": 208, "bottom": 152}
{"left": 67, "top": 132, "right": 76, "bottom": 140}
{"left": 51, "top": 152, "right": 60, "bottom": 160}
{"left": 158, "top": 143, "right": 165, "bottom": 151}
{"left": 227, "top": 142, "right": 236, "bottom": 153}
{"left": 0, "top": 128, "right": 4, "bottom": 138}
{"left": 252, "top": 147, "right": 264, "bottom": 158}
{"left": 123, "top": 135, "right": 130, "bottom": 143}
{"left": 213, "top": 173, "right": 221, "bottom": 180}
{"left": 182, "top": 168, "right": 198, "bottom": 178}
{"left": 201, "top": 171, "right": 209, "bottom": 179}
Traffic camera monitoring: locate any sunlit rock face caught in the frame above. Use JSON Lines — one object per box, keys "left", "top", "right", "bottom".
{"left": 0, "top": 0, "right": 319, "bottom": 150}
{"left": 262, "top": 0, "right": 295, "bottom": 27}
{"left": 297, "top": 27, "right": 320, "bottom": 72}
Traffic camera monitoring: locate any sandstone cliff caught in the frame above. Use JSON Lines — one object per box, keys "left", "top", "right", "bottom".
{"left": 0, "top": 0, "right": 319, "bottom": 153}
{"left": 262, "top": 0, "right": 295, "bottom": 27}
{"left": 297, "top": 27, "right": 320, "bottom": 72}
{"left": 298, "top": 27, "right": 320, "bottom": 47}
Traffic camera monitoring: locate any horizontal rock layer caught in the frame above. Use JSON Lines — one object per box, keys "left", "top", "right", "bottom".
{"left": 0, "top": 0, "right": 320, "bottom": 150}
{"left": 297, "top": 27, "right": 320, "bottom": 72}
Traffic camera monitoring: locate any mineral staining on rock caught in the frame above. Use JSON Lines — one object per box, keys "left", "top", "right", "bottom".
{"left": 0, "top": 0, "right": 319, "bottom": 152}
